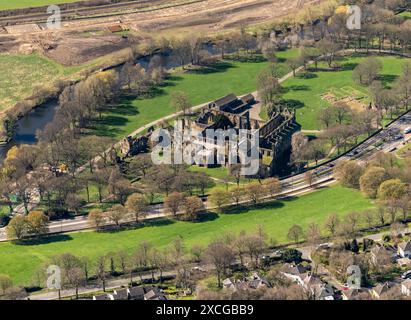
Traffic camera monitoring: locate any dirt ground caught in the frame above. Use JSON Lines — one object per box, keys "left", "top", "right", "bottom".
{"left": 0, "top": 0, "right": 324, "bottom": 65}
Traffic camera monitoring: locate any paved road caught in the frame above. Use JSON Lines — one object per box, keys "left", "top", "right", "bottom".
{"left": 1, "top": 110, "right": 409, "bottom": 241}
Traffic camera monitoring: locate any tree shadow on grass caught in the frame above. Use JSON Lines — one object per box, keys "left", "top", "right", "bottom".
{"left": 14, "top": 234, "right": 73, "bottom": 246}
{"left": 224, "top": 200, "right": 285, "bottom": 215}
{"left": 281, "top": 99, "right": 305, "bottom": 110}
{"left": 378, "top": 74, "right": 398, "bottom": 85}
{"left": 283, "top": 85, "right": 310, "bottom": 92}
{"left": 186, "top": 61, "right": 235, "bottom": 75}
{"left": 98, "top": 218, "right": 176, "bottom": 234}
{"left": 193, "top": 212, "right": 219, "bottom": 223}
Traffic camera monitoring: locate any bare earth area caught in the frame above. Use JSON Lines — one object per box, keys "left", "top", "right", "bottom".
{"left": 0, "top": 0, "right": 323, "bottom": 65}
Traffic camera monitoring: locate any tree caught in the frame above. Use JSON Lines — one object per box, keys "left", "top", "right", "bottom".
{"left": 204, "top": 241, "right": 235, "bottom": 288}
{"left": 287, "top": 57, "right": 302, "bottom": 77}
{"left": 245, "top": 182, "right": 264, "bottom": 204}
{"left": 263, "top": 177, "right": 281, "bottom": 199}
{"left": 317, "top": 38, "right": 340, "bottom": 68}
{"left": 352, "top": 57, "right": 383, "bottom": 86}
{"left": 281, "top": 248, "right": 303, "bottom": 264}
{"left": 306, "top": 222, "right": 321, "bottom": 244}
{"left": 106, "top": 204, "right": 127, "bottom": 228}
{"left": 317, "top": 106, "right": 334, "bottom": 128}
{"left": 125, "top": 193, "right": 149, "bottom": 223}
{"left": 164, "top": 192, "right": 185, "bottom": 216}
{"left": 26, "top": 211, "right": 48, "bottom": 236}
{"left": 362, "top": 210, "right": 375, "bottom": 229}
{"left": 304, "top": 171, "right": 315, "bottom": 187}
{"left": 170, "top": 91, "right": 191, "bottom": 115}
{"left": 333, "top": 161, "right": 363, "bottom": 188}
{"left": 65, "top": 193, "right": 82, "bottom": 215}
{"left": 359, "top": 166, "right": 389, "bottom": 198}
{"left": 324, "top": 213, "right": 340, "bottom": 236}
{"left": 332, "top": 102, "right": 352, "bottom": 125}
{"left": 108, "top": 169, "right": 134, "bottom": 205}
{"left": 95, "top": 256, "right": 107, "bottom": 292}
{"left": 88, "top": 209, "right": 105, "bottom": 230}
{"left": 209, "top": 189, "right": 230, "bottom": 212}
{"left": 377, "top": 179, "right": 407, "bottom": 201}
{"left": 256, "top": 67, "right": 282, "bottom": 111}
{"left": 6, "top": 215, "right": 27, "bottom": 241}
{"left": 128, "top": 154, "right": 153, "bottom": 179}
{"left": 0, "top": 274, "right": 12, "bottom": 295}
{"left": 182, "top": 196, "right": 204, "bottom": 221}
{"left": 287, "top": 224, "right": 304, "bottom": 243}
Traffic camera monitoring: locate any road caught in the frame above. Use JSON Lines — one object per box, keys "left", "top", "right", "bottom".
{"left": 1, "top": 110, "right": 410, "bottom": 241}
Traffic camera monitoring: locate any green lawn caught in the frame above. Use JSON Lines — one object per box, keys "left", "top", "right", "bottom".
{"left": 399, "top": 11, "right": 411, "bottom": 20}
{"left": 0, "top": 1, "right": 81, "bottom": 10}
{"left": 89, "top": 50, "right": 299, "bottom": 139}
{"left": 281, "top": 55, "right": 409, "bottom": 129}
{"left": 0, "top": 185, "right": 374, "bottom": 285}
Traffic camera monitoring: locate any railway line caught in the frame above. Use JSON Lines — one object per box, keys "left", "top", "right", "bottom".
{"left": 0, "top": 0, "right": 203, "bottom": 26}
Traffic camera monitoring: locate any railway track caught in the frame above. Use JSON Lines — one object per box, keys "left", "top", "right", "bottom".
{"left": 0, "top": 0, "right": 200, "bottom": 26}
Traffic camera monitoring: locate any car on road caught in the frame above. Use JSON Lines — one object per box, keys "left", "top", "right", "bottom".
{"left": 404, "top": 127, "right": 411, "bottom": 134}
{"left": 401, "top": 270, "right": 411, "bottom": 279}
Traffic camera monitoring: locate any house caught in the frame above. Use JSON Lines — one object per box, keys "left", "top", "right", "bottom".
{"left": 341, "top": 288, "right": 368, "bottom": 300}
{"left": 370, "top": 245, "right": 393, "bottom": 266}
{"left": 107, "top": 25, "right": 124, "bottom": 33}
{"left": 401, "top": 279, "right": 411, "bottom": 296}
{"left": 222, "top": 278, "right": 236, "bottom": 291}
{"left": 371, "top": 282, "right": 394, "bottom": 299}
{"left": 397, "top": 257, "right": 411, "bottom": 267}
{"left": 398, "top": 241, "right": 411, "bottom": 258}
{"left": 222, "top": 273, "right": 270, "bottom": 292}
{"left": 314, "top": 284, "right": 334, "bottom": 300}
{"left": 280, "top": 263, "right": 308, "bottom": 285}
{"left": 144, "top": 289, "right": 167, "bottom": 301}
{"left": 127, "top": 286, "right": 165, "bottom": 300}
{"left": 112, "top": 288, "right": 129, "bottom": 300}
{"left": 246, "top": 273, "right": 270, "bottom": 289}
{"left": 128, "top": 286, "right": 145, "bottom": 300}
{"left": 93, "top": 294, "right": 112, "bottom": 300}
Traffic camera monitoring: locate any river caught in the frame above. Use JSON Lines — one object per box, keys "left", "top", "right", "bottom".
{"left": 0, "top": 42, "right": 224, "bottom": 161}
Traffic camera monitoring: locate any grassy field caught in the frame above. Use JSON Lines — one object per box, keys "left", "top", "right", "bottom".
{"left": 0, "top": 1, "right": 81, "bottom": 10}
{"left": 399, "top": 11, "right": 411, "bottom": 19}
{"left": 281, "top": 55, "right": 409, "bottom": 129}
{"left": 0, "top": 53, "right": 88, "bottom": 113}
{"left": 0, "top": 185, "right": 375, "bottom": 285}
{"left": 89, "top": 50, "right": 299, "bottom": 139}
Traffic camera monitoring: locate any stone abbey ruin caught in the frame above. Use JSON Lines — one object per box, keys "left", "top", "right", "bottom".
{"left": 120, "top": 93, "right": 301, "bottom": 177}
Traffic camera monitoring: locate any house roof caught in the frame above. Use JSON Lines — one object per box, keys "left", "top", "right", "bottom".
{"left": 108, "top": 25, "right": 123, "bottom": 33}
{"left": 372, "top": 282, "right": 393, "bottom": 296}
{"left": 93, "top": 294, "right": 111, "bottom": 300}
{"left": 128, "top": 286, "right": 145, "bottom": 299}
{"left": 402, "top": 279, "right": 411, "bottom": 290}
{"left": 113, "top": 288, "right": 128, "bottom": 300}
{"left": 371, "top": 245, "right": 389, "bottom": 255}
{"left": 280, "top": 263, "right": 307, "bottom": 276}
{"left": 398, "top": 241, "right": 411, "bottom": 252}
{"left": 213, "top": 94, "right": 238, "bottom": 108}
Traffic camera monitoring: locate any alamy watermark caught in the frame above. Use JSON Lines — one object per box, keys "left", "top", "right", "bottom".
{"left": 46, "top": 265, "right": 61, "bottom": 290}
{"left": 346, "top": 5, "right": 362, "bottom": 30}
{"left": 150, "top": 120, "right": 260, "bottom": 176}
{"left": 46, "top": 5, "right": 61, "bottom": 29}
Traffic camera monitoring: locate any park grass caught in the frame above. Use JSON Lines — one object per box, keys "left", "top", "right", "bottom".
{"left": 88, "top": 50, "right": 298, "bottom": 139}
{"left": 0, "top": 184, "right": 375, "bottom": 285}
{"left": 281, "top": 54, "right": 409, "bottom": 129}
{"left": 0, "top": 0, "right": 81, "bottom": 10}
